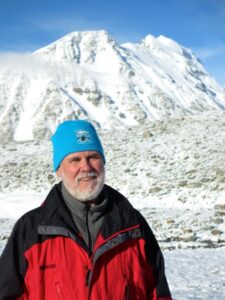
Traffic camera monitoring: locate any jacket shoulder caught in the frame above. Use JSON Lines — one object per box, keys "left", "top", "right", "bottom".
{"left": 104, "top": 184, "right": 133, "bottom": 208}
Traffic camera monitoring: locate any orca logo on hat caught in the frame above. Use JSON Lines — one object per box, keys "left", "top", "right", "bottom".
{"left": 76, "top": 130, "right": 92, "bottom": 144}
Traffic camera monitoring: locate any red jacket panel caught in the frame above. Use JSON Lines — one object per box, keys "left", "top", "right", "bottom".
{"left": 0, "top": 183, "right": 172, "bottom": 300}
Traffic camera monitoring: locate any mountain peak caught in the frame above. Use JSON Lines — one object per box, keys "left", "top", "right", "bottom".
{"left": 34, "top": 30, "right": 117, "bottom": 63}
{"left": 0, "top": 30, "right": 225, "bottom": 141}
{"left": 141, "top": 34, "right": 183, "bottom": 55}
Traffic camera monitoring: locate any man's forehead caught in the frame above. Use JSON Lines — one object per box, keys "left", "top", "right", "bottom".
{"left": 66, "top": 151, "right": 101, "bottom": 158}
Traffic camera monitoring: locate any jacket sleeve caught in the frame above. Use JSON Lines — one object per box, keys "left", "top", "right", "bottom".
{"left": 0, "top": 218, "right": 27, "bottom": 299}
{"left": 138, "top": 211, "right": 172, "bottom": 300}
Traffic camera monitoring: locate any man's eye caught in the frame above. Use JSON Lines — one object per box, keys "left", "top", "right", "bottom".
{"left": 70, "top": 158, "right": 80, "bottom": 163}
{"left": 90, "top": 155, "right": 100, "bottom": 160}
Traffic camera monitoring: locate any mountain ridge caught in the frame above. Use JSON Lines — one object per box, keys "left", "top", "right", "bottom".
{"left": 0, "top": 30, "right": 225, "bottom": 141}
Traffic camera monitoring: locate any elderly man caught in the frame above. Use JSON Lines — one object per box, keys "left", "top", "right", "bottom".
{"left": 0, "top": 120, "right": 172, "bottom": 299}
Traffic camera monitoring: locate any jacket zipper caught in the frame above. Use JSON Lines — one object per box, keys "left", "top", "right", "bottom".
{"left": 87, "top": 225, "right": 141, "bottom": 288}
{"left": 85, "top": 204, "right": 93, "bottom": 251}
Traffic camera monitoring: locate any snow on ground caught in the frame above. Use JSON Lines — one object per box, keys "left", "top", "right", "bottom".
{"left": 164, "top": 247, "right": 225, "bottom": 299}
{"left": 1, "top": 112, "right": 225, "bottom": 298}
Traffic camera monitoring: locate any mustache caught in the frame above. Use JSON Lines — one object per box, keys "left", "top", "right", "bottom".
{"left": 77, "top": 172, "right": 98, "bottom": 181}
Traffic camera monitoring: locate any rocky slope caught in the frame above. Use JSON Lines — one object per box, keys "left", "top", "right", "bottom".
{"left": 1, "top": 112, "right": 225, "bottom": 249}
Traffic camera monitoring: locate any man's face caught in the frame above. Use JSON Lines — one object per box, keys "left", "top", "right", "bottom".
{"left": 56, "top": 151, "right": 105, "bottom": 203}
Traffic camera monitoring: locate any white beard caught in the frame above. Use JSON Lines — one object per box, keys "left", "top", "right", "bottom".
{"left": 64, "top": 170, "right": 105, "bottom": 203}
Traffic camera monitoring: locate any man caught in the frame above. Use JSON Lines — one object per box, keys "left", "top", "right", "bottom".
{"left": 0, "top": 120, "right": 172, "bottom": 299}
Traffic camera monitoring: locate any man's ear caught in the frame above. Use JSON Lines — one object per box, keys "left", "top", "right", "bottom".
{"left": 56, "top": 168, "right": 61, "bottom": 178}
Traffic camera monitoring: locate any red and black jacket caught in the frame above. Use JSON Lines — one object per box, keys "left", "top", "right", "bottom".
{"left": 0, "top": 183, "right": 172, "bottom": 299}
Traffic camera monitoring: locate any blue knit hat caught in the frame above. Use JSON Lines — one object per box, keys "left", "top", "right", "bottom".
{"left": 51, "top": 120, "right": 105, "bottom": 171}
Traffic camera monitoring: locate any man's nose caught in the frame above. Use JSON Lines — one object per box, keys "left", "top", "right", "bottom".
{"left": 80, "top": 158, "right": 92, "bottom": 171}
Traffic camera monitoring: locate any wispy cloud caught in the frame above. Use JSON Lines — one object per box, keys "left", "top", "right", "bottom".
{"left": 32, "top": 18, "right": 83, "bottom": 34}
{"left": 0, "top": 40, "right": 41, "bottom": 53}
{"left": 0, "top": 51, "right": 85, "bottom": 84}
{"left": 0, "top": 52, "right": 44, "bottom": 73}
{"left": 0, "top": 14, "right": 103, "bottom": 52}
{"left": 194, "top": 44, "right": 225, "bottom": 59}
{"left": 30, "top": 14, "right": 106, "bottom": 36}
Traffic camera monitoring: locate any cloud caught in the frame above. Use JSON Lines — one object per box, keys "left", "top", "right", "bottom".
{"left": 0, "top": 41, "right": 41, "bottom": 53}
{"left": 33, "top": 18, "right": 82, "bottom": 34}
{"left": 30, "top": 14, "right": 105, "bottom": 37}
{"left": 0, "top": 52, "right": 31, "bottom": 69}
{"left": 194, "top": 44, "right": 225, "bottom": 59}
{"left": 193, "top": 43, "right": 225, "bottom": 86}
{"left": 0, "top": 51, "right": 85, "bottom": 84}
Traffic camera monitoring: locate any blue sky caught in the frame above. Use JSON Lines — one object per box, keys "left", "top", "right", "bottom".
{"left": 0, "top": 0, "right": 224, "bottom": 85}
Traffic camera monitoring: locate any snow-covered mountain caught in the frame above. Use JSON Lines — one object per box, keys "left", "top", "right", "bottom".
{"left": 0, "top": 30, "right": 225, "bottom": 141}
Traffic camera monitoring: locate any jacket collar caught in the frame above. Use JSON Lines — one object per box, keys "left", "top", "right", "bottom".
{"left": 40, "top": 182, "right": 140, "bottom": 239}
{"left": 40, "top": 182, "right": 76, "bottom": 233}
{"left": 98, "top": 185, "right": 140, "bottom": 239}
